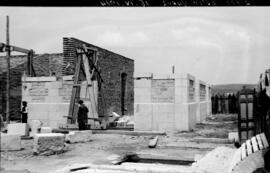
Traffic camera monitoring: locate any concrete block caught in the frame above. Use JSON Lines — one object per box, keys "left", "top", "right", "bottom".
{"left": 0, "top": 133, "right": 21, "bottom": 151}
{"left": 134, "top": 104, "right": 153, "bottom": 131}
{"left": 152, "top": 104, "right": 174, "bottom": 113}
{"left": 174, "top": 104, "right": 189, "bottom": 131}
{"left": 65, "top": 130, "right": 93, "bottom": 143}
{"left": 172, "top": 73, "right": 196, "bottom": 80}
{"left": 7, "top": 123, "right": 29, "bottom": 136}
{"left": 166, "top": 114, "right": 175, "bottom": 122}
{"left": 165, "top": 122, "right": 175, "bottom": 131}
{"left": 153, "top": 112, "right": 167, "bottom": 123}
{"left": 135, "top": 104, "right": 153, "bottom": 114}
{"left": 134, "top": 72, "right": 153, "bottom": 78}
{"left": 152, "top": 73, "right": 174, "bottom": 79}
{"left": 33, "top": 133, "right": 65, "bottom": 155}
{"left": 134, "top": 79, "right": 151, "bottom": 88}
{"left": 24, "top": 76, "right": 56, "bottom": 82}
{"left": 134, "top": 93, "right": 151, "bottom": 103}
{"left": 228, "top": 132, "right": 239, "bottom": 142}
{"left": 188, "top": 103, "right": 197, "bottom": 130}
{"left": 135, "top": 87, "right": 151, "bottom": 95}
{"left": 40, "top": 127, "right": 52, "bottom": 133}
{"left": 62, "top": 75, "right": 74, "bottom": 81}
{"left": 175, "top": 94, "right": 184, "bottom": 104}
{"left": 29, "top": 120, "right": 43, "bottom": 136}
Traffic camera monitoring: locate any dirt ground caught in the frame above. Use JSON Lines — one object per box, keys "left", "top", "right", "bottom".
{"left": 0, "top": 114, "right": 237, "bottom": 173}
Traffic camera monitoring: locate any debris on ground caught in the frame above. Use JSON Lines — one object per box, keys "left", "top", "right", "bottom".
{"left": 65, "top": 130, "right": 93, "bottom": 143}
{"left": 1, "top": 114, "right": 239, "bottom": 173}
{"left": 116, "top": 116, "right": 134, "bottom": 127}
{"left": 192, "top": 146, "right": 236, "bottom": 173}
{"left": 148, "top": 136, "right": 158, "bottom": 148}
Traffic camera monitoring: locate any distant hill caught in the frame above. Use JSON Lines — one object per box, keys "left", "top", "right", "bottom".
{"left": 211, "top": 84, "right": 257, "bottom": 96}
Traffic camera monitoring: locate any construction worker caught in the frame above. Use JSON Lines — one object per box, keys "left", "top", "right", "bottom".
{"left": 21, "top": 101, "right": 28, "bottom": 123}
{"left": 77, "top": 100, "right": 88, "bottom": 130}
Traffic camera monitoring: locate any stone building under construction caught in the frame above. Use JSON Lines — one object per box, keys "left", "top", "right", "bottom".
{"left": 0, "top": 37, "right": 134, "bottom": 127}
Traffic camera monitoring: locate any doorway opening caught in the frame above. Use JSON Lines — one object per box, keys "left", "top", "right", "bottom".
{"left": 121, "top": 73, "right": 127, "bottom": 115}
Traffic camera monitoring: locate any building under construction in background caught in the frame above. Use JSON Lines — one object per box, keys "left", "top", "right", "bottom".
{"left": 0, "top": 37, "right": 134, "bottom": 125}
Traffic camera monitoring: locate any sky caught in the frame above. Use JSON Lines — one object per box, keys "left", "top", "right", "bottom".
{"left": 0, "top": 7, "right": 269, "bottom": 85}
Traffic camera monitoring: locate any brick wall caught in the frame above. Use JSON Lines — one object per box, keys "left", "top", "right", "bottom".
{"left": 0, "top": 54, "right": 63, "bottom": 120}
{"left": 63, "top": 37, "right": 134, "bottom": 116}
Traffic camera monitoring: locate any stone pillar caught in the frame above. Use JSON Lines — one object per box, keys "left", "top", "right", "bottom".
{"left": 195, "top": 79, "right": 201, "bottom": 123}
{"left": 174, "top": 74, "right": 189, "bottom": 131}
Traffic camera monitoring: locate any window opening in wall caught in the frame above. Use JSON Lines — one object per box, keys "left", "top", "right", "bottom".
{"left": 121, "top": 73, "right": 127, "bottom": 115}
{"left": 200, "top": 84, "right": 206, "bottom": 101}
{"left": 189, "top": 80, "right": 195, "bottom": 102}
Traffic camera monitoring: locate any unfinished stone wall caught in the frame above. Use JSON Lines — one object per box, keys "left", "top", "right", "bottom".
{"left": 0, "top": 54, "right": 63, "bottom": 120}
{"left": 21, "top": 76, "right": 98, "bottom": 128}
{"left": 62, "top": 37, "right": 134, "bottom": 116}
{"left": 196, "top": 80, "right": 212, "bottom": 123}
{"left": 1, "top": 37, "right": 134, "bottom": 121}
{"left": 22, "top": 76, "right": 69, "bottom": 127}
{"left": 134, "top": 73, "right": 211, "bottom": 132}
{"left": 134, "top": 73, "right": 197, "bottom": 131}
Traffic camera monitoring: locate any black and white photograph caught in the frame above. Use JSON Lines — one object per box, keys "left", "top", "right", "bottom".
{"left": 0, "top": 5, "right": 270, "bottom": 173}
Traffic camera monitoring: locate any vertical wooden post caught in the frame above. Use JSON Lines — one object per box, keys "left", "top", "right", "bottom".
{"left": 27, "top": 52, "right": 30, "bottom": 76}
{"left": 68, "top": 52, "right": 82, "bottom": 124}
{"left": 27, "top": 50, "right": 34, "bottom": 76}
{"left": 6, "top": 16, "right": 10, "bottom": 123}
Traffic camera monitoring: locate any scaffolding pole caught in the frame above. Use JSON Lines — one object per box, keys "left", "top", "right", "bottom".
{"left": 6, "top": 16, "right": 10, "bottom": 123}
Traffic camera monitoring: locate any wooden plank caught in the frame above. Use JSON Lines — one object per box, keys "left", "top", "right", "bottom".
{"left": 92, "top": 130, "right": 166, "bottom": 136}
{"left": 241, "top": 143, "right": 247, "bottom": 160}
{"left": 67, "top": 54, "right": 82, "bottom": 123}
{"left": 260, "top": 133, "right": 269, "bottom": 148}
{"left": 64, "top": 84, "right": 92, "bottom": 86}
{"left": 148, "top": 136, "right": 158, "bottom": 148}
{"left": 246, "top": 140, "right": 252, "bottom": 155}
{"left": 82, "top": 53, "right": 98, "bottom": 119}
{"left": 256, "top": 134, "right": 264, "bottom": 150}
{"left": 251, "top": 136, "right": 259, "bottom": 152}
{"left": 11, "top": 45, "right": 31, "bottom": 54}
{"left": 190, "top": 137, "right": 233, "bottom": 144}
{"left": 137, "top": 153, "right": 194, "bottom": 165}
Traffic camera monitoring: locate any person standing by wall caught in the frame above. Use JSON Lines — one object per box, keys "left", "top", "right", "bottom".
{"left": 21, "top": 101, "right": 28, "bottom": 123}
{"left": 77, "top": 100, "right": 89, "bottom": 130}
